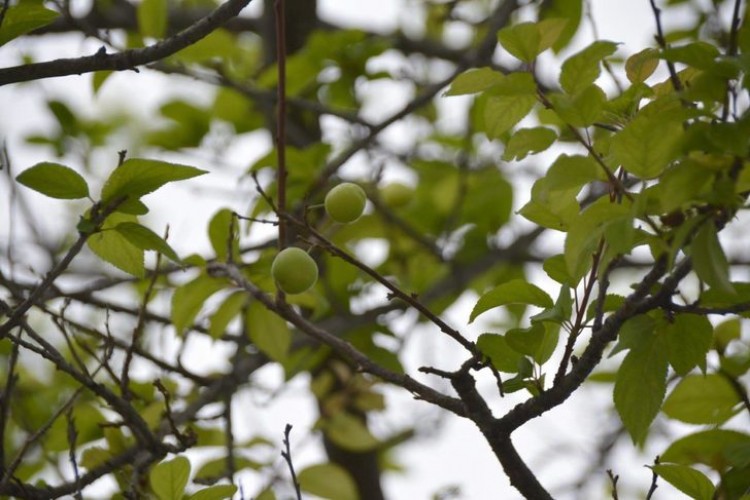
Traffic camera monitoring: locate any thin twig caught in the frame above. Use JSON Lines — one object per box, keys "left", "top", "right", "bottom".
{"left": 281, "top": 424, "right": 302, "bottom": 500}
{"left": 645, "top": 456, "right": 660, "bottom": 499}
{"left": 648, "top": 0, "right": 682, "bottom": 92}
{"left": 606, "top": 469, "right": 619, "bottom": 500}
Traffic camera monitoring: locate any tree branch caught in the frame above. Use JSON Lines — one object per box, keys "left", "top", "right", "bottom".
{"left": 0, "top": 0, "right": 255, "bottom": 86}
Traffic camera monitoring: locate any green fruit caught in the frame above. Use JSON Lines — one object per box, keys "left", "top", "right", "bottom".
{"left": 271, "top": 247, "right": 318, "bottom": 294}
{"left": 324, "top": 182, "right": 366, "bottom": 223}
{"left": 380, "top": 182, "right": 413, "bottom": 209}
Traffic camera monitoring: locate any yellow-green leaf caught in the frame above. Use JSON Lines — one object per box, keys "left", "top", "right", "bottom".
{"left": 626, "top": 48, "right": 660, "bottom": 83}
{"left": 298, "top": 463, "right": 359, "bottom": 500}
{"left": 16, "top": 162, "right": 89, "bottom": 199}
{"left": 651, "top": 464, "right": 715, "bottom": 500}
{"left": 245, "top": 301, "right": 291, "bottom": 361}
{"left": 469, "top": 279, "right": 554, "bottom": 323}
{"left": 150, "top": 456, "right": 190, "bottom": 500}
{"left": 444, "top": 67, "right": 505, "bottom": 96}
{"left": 663, "top": 374, "right": 741, "bottom": 424}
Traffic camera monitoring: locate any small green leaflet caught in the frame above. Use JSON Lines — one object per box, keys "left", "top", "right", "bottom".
{"left": 613, "top": 332, "right": 669, "bottom": 444}
{"left": 662, "top": 374, "right": 741, "bottom": 425}
{"left": 469, "top": 279, "right": 553, "bottom": 323}
{"left": 245, "top": 301, "right": 291, "bottom": 361}
{"left": 100, "top": 158, "right": 207, "bottom": 208}
{"left": 477, "top": 333, "right": 525, "bottom": 373}
{"left": 209, "top": 291, "right": 247, "bottom": 339}
{"left": 502, "top": 127, "right": 557, "bottom": 161}
{"left": 662, "top": 429, "right": 750, "bottom": 469}
{"left": 323, "top": 411, "right": 380, "bottom": 452}
{"left": 691, "top": 221, "right": 735, "bottom": 294}
{"left": 171, "top": 273, "right": 228, "bottom": 334}
{"left": 497, "top": 19, "right": 568, "bottom": 63}
{"left": 549, "top": 84, "right": 606, "bottom": 127}
{"left": 559, "top": 40, "right": 619, "bottom": 95}
{"left": 626, "top": 48, "right": 660, "bottom": 83}
{"left": 444, "top": 67, "right": 505, "bottom": 96}
{"left": 87, "top": 213, "right": 144, "bottom": 277}
{"left": 208, "top": 208, "right": 240, "bottom": 261}
{"left": 650, "top": 464, "right": 715, "bottom": 500}
{"left": 539, "top": 0, "right": 582, "bottom": 52}
{"left": 149, "top": 456, "right": 190, "bottom": 500}
{"left": 187, "top": 484, "right": 239, "bottom": 500}
{"left": 610, "top": 111, "right": 684, "bottom": 179}
{"left": 112, "top": 222, "right": 180, "bottom": 263}
{"left": 663, "top": 313, "right": 713, "bottom": 375}
{"left": 298, "top": 463, "right": 359, "bottom": 500}
{"left": 0, "top": 4, "right": 60, "bottom": 46}
{"left": 16, "top": 162, "right": 89, "bottom": 199}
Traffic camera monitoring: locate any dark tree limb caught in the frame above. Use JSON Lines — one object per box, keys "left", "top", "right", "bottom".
{"left": 0, "top": 0, "right": 255, "bottom": 86}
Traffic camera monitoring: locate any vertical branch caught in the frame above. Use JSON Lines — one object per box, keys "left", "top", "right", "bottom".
{"left": 0, "top": 341, "right": 19, "bottom": 475}
{"left": 66, "top": 408, "right": 83, "bottom": 500}
{"left": 275, "top": 0, "right": 288, "bottom": 250}
{"left": 281, "top": 424, "right": 302, "bottom": 500}
{"left": 649, "top": 0, "right": 682, "bottom": 92}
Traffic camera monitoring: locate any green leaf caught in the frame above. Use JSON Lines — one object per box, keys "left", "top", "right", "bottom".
{"left": 477, "top": 333, "right": 525, "bottom": 373}
{"left": 87, "top": 213, "right": 144, "bottom": 277}
{"left": 506, "top": 323, "right": 560, "bottom": 365}
{"left": 171, "top": 273, "right": 228, "bottom": 334}
{"left": 0, "top": 4, "right": 60, "bottom": 46}
{"left": 626, "top": 48, "right": 660, "bottom": 83}
{"left": 245, "top": 301, "right": 291, "bottom": 361}
{"left": 100, "top": 158, "right": 207, "bottom": 208}
{"left": 564, "top": 198, "right": 631, "bottom": 281}
{"left": 298, "top": 463, "right": 359, "bottom": 500}
{"left": 663, "top": 374, "right": 741, "bottom": 424}
{"left": 194, "top": 457, "right": 263, "bottom": 483}
{"left": 559, "top": 40, "right": 619, "bottom": 94}
{"left": 481, "top": 72, "right": 538, "bottom": 138}
{"left": 323, "top": 412, "right": 380, "bottom": 452}
{"left": 484, "top": 94, "right": 537, "bottom": 139}
{"left": 469, "top": 279, "right": 554, "bottom": 323}
{"left": 112, "top": 222, "right": 180, "bottom": 262}
{"left": 502, "top": 127, "right": 557, "bottom": 161}
{"left": 691, "top": 221, "right": 735, "bottom": 294}
{"left": 610, "top": 112, "right": 684, "bottom": 179}
{"left": 713, "top": 318, "right": 741, "bottom": 352}
{"left": 662, "top": 430, "right": 750, "bottom": 470}
{"left": 497, "top": 19, "right": 568, "bottom": 62}
{"left": 208, "top": 209, "right": 240, "bottom": 262}
{"left": 149, "top": 456, "right": 190, "bottom": 500}
{"left": 614, "top": 332, "right": 669, "bottom": 444}
{"left": 138, "top": 0, "right": 168, "bottom": 38}
{"left": 16, "top": 162, "right": 89, "bottom": 199}
{"left": 544, "top": 154, "right": 602, "bottom": 194}
{"left": 208, "top": 291, "right": 247, "bottom": 340}
{"left": 549, "top": 84, "right": 606, "bottom": 127}
{"left": 187, "top": 484, "right": 239, "bottom": 500}
{"left": 543, "top": 254, "right": 575, "bottom": 285}
{"left": 663, "top": 314, "right": 713, "bottom": 375}
{"left": 444, "top": 67, "right": 505, "bottom": 96}
{"left": 540, "top": 0, "right": 583, "bottom": 52}
{"left": 650, "top": 464, "right": 715, "bottom": 500}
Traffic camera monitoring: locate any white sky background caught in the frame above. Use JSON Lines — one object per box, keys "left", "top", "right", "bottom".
{"left": 0, "top": 0, "right": 733, "bottom": 498}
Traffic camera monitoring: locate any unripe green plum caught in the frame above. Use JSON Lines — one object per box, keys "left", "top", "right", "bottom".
{"left": 324, "top": 182, "right": 366, "bottom": 223}
{"left": 379, "top": 182, "right": 414, "bottom": 209}
{"left": 271, "top": 247, "right": 318, "bottom": 294}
